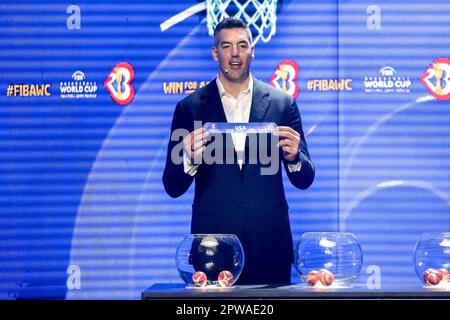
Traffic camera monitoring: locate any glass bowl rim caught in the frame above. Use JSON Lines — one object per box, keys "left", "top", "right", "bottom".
{"left": 183, "top": 233, "right": 240, "bottom": 238}
{"left": 416, "top": 231, "right": 450, "bottom": 238}
{"left": 299, "top": 232, "right": 359, "bottom": 237}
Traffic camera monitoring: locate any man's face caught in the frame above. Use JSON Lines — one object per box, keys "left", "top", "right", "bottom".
{"left": 212, "top": 28, "right": 254, "bottom": 83}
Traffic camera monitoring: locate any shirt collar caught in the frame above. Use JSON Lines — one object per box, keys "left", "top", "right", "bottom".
{"left": 216, "top": 74, "right": 253, "bottom": 98}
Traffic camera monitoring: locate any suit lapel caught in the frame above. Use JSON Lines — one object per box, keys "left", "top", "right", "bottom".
{"left": 249, "top": 79, "right": 271, "bottom": 122}
{"left": 242, "top": 79, "right": 271, "bottom": 172}
{"left": 201, "top": 80, "right": 237, "bottom": 168}
{"left": 201, "top": 80, "right": 227, "bottom": 123}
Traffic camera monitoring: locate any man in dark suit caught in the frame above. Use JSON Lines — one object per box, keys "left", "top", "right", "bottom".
{"left": 163, "top": 18, "right": 314, "bottom": 285}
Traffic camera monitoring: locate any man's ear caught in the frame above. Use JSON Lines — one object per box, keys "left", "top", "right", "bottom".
{"left": 211, "top": 47, "right": 218, "bottom": 61}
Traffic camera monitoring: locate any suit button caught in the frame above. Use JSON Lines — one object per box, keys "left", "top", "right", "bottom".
{"left": 238, "top": 200, "right": 242, "bottom": 206}
{"left": 240, "top": 176, "right": 244, "bottom": 182}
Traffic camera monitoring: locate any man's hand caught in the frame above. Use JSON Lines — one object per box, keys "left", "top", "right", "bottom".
{"left": 274, "top": 126, "right": 301, "bottom": 163}
{"left": 183, "top": 127, "right": 209, "bottom": 164}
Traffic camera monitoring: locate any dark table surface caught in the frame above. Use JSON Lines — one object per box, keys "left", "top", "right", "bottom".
{"left": 142, "top": 283, "right": 450, "bottom": 300}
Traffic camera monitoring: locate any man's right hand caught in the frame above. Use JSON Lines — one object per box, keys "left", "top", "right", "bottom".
{"left": 183, "top": 127, "right": 209, "bottom": 164}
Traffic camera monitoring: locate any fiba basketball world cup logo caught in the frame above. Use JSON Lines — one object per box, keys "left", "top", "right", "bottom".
{"left": 104, "top": 62, "right": 135, "bottom": 106}
{"left": 420, "top": 58, "right": 450, "bottom": 100}
{"left": 270, "top": 60, "right": 300, "bottom": 99}
{"left": 160, "top": 0, "right": 278, "bottom": 45}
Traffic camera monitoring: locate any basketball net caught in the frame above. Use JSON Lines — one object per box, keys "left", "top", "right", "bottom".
{"left": 205, "top": 0, "right": 278, "bottom": 45}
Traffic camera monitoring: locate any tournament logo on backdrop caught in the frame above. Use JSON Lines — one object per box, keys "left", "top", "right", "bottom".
{"left": 5, "top": 83, "right": 51, "bottom": 97}
{"left": 306, "top": 78, "right": 352, "bottom": 92}
{"left": 270, "top": 60, "right": 300, "bottom": 99}
{"left": 104, "top": 62, "right": 135, "bottom": 105}
{"left": 60, "top": 71, "right": 98, "bottom": 99}
{"left": 420, "top": 58, "right": 450, "bottom": 100}
{"left": 364, "top": 66, "right": 411, "bottom": 94}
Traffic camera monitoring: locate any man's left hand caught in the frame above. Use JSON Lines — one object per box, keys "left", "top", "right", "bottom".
{"left": 274, "top": 126, "right": 301, "bottom": 163}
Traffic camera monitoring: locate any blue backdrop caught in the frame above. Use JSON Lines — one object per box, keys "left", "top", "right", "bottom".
{"left": 0, "top": 0, "right": 448, "bottom": 299}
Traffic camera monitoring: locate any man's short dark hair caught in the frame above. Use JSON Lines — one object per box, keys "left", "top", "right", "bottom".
{"left": 213, "top": 17, "right": 253, "bottom": 47}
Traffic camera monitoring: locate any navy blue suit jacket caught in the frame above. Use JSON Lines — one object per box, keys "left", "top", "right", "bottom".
{"left": 163, "top": 78, "right": 314, "bottom": 267}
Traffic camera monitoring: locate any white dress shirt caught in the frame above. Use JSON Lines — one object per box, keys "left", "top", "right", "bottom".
{"left": 217, "top": 75, "right": 253, "bottom": 169}
{"left": 184, "top": 76, "right": 301, "bottom": 175}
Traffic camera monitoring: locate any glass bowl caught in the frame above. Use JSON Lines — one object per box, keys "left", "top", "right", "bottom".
{"left": 413, "top": 232, "right": 450, "bottom": 289}
{"left": 295, "top": 232, "right": 363, "bottom": 288}
{"left": 175, "top": 234, "right": 245, "bottom": 288}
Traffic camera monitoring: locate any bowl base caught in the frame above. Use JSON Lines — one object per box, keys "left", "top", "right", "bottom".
{"left": 422, "top": 283, "right": 450, "bottom": 291}
{"left": 185, "top": 284, "right": 237, "bottom": 290}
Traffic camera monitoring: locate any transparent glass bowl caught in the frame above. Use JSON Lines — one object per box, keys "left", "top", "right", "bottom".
{"left": 413, "top": 232, "right": 450, "bottom": 289}
{"left": 295, "top": 232, "right": 363, "bottom": 288}
{"left": 175, "top": 234, "right": 245, "bottom": 288}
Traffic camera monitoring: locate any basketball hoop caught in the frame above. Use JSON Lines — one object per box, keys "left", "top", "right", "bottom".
{"left": 160, "top": 0, "right": 278, "bottom": 45}
{"left": 205, "top": 0, "right": 278, "bottom": 45}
